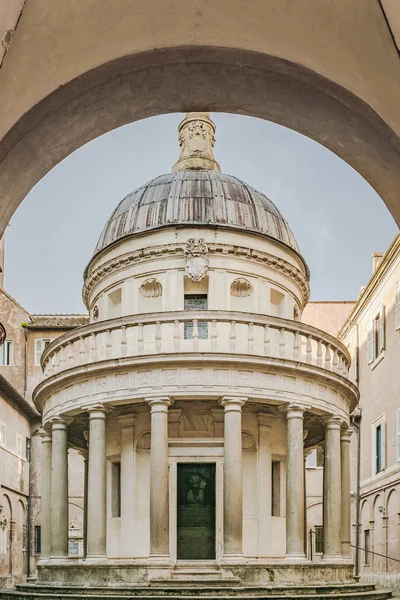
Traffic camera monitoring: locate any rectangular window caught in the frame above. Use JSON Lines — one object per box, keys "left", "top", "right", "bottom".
{"left": 367, "top": 306, "right": 385, "bottom": 364}
{"left": 374, "top": 420, "right": 386, "bottom": 474}
{"left": 271, "top": 461, "right": 281, "bottom": 517}
{"left": 0, "top": 340, "right": 13, "bottom": 366}
{"left": 0, "top": 423, "right": 5, "bottom": 446}
{"left": 306, "top": 449, "right": 317, "bottom": 468}
{"left": 396, "top": 281, "right": 400, "bottom": 331}
{"left": 16, "top": 435, "right": 22, "bottom": 456}
{"left": 364, "top": 529, "right": 370, "bottom": 566}
{"left": 184, "top": 294, "right": 208, "bottom": 339}
{"left": 111, "top": 461, "right": 121, "bottom": 518}
{"left": 34, "top": 525, "right": 41, "bottom": 555}
{"left": 314, "top": 525, "right": 324, "bottom": 554}
{"left": 34, "top": 338, "right": 51, "bottom": 366}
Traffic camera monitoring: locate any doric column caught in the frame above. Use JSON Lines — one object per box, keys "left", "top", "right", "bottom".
{"left": 78, "top": 447, "right": 89, "bottom": 558}
{"left": 340, "top": 428, "right": 353, "bottom": 558}
{"left": 87, "top": 406, "right": 107, "bottom": 558}
{"left": 118, "top": 415, "right": 135, "bottom": 557}
{"left": 50, "top": 418, "right": 69, "bottom": 557}
{"left": 323, "top": 415, "right": 342, "bottom": 560}
{"left": 221, "top": 396, "right": 246, "bottom": 557}
{"left": 147, "top": 397, "right": 172, "bottom": 558}
{"left": 285, "top": 404, "right": 306, "bottom": 559}
{"left": 38, "top": 429, "right": 52, "bottom": 558}
{"left": 257, "top": 413, "right": 274, "bottom": 557}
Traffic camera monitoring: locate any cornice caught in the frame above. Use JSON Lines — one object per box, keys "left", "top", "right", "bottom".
{"left": 82, "top": 242, "right": 310, "bottom": 309}
{"left": 339, "top": 233, "right": 400, "bottom": 339}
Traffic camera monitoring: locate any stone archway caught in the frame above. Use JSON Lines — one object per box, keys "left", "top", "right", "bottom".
{"left": 0, "top": 1, "right": 399, "bottom": 233}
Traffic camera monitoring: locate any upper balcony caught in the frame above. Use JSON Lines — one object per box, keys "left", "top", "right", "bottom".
{"left": 39, "top": 310, "right": 350, "bottom": 377}
{"left": 35, "top": 310, "right": 358, "bottom": 424}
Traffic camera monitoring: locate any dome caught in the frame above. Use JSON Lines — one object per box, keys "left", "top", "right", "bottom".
{"left": 94, "top": 170, "right": 299, "bottom": 254}
{"left": 94, "top": 112, "right": 300, "bottom": 257}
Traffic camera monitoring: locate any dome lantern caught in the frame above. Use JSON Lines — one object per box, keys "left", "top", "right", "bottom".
{"left": 172, "top": 112, "right": 221, "bottom": 173}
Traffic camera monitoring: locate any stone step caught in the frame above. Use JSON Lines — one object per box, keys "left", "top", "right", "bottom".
{"left": 10, "top": 584, "right": 379, "bottom": 595}
{"left": 0, "top": 584, "right": 392, "bottom": 600}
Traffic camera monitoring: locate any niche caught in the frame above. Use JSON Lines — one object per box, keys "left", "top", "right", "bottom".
{"left": 108, "top": 288, "right": 122, "bottom": 319}
{"left": 230, "top": 277, "right": 253, "bottom": 312}
{"left": 270, "top": 288, "right": 285, "bottom": 317}
{"left": 138, "top": 278, "right": 162, "bottom": 312}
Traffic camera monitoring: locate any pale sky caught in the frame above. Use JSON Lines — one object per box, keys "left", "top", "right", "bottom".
{"left": 4, "top": 113, "right": 398, "bottom": 315}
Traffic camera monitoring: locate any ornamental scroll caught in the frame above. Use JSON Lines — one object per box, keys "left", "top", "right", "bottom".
{"left": 184, "top": 238, "right": 209, "bottom": 282}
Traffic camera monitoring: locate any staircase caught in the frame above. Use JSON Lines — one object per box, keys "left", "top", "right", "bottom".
{"left": 0, "top": 582, "right": 393, "bottom": 600}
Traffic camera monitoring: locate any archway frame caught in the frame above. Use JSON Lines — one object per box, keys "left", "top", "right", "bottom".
{"left": 0, "top": 46, "right": 399, "bottom": 234}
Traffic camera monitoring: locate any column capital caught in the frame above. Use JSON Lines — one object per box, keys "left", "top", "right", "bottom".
{"left": 117, "top": 414, "right": 136, "bottom": 429}
{"left": 87, "top": 404, "right": 108, "bottom": 419}
{"left": 146, "top": 396, "right": 173, "bottom": 413}
{"left": 38, "top": 428, "right": 52, "bottom": 443}
{"left": 324, "top": 415, "right": 343, "bottom": 430}
{"left": 284, "top": 403, "right": 306, "bottom": 418}
{"left": 220, "top": 396, "right": 247, "bottom": 411}
{"left": 340, "top": 427, "right": 353, "bottom": 442}
{"left": 49, "top": 416, "right": 72, "bottom": 430}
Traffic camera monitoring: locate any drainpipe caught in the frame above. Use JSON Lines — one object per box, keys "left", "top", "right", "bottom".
{"left": 26, "top": 436, "right": 32, "bottom": 579}
{"left": 351, "top": 410, "right": 362, "bottom": 578}
{"left": 23, "top": 326, "right": 28, "bottom": 399}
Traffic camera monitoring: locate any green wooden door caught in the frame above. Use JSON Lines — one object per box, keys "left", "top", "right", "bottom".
{"left": 177, "top": 463, "right": 216, "bottom": 560}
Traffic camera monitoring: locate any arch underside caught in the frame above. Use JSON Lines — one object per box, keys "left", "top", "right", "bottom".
{"left": 0, "top": 46, "right": 399, "bottom": 232}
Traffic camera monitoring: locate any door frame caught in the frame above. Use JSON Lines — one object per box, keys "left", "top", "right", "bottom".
{"left": 168, "top": 442, "right": 224, "bottom": 563}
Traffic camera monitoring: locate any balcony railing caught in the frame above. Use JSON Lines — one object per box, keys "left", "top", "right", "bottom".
{"left": 41, "top": 311, "right": 351, "bottom": 379}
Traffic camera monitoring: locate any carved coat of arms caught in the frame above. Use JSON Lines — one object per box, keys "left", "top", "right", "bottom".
{"left": 184, "top": 238, "right": 209, "bottom": 282}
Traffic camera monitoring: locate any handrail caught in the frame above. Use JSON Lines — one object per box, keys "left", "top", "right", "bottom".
{"left": 40, "top": 310, "right": 352, "bottom": 380}
{"left": 309, "top": 529, "right": 400, "bottom": 563}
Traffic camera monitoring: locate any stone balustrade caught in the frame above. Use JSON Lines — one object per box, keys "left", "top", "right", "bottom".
{"left": 41, "top": 311, "right": 350, "bottom": 379}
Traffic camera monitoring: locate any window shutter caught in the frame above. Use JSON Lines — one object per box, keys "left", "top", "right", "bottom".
{"left": 367, "top": 320, "right": 374, "bottom": 364}
{"left": 379, "top": 306, "right": 385, "bottom": 352}
{"left": 381, "top": 421, "right": 386, "bottom": 470}
{"left": 396, "top": 281, "right": 400, "bottom": 331}
{"left": 397, "top": 409, "right": 400, "bottom": 462}
{"left": 34, "top": 339, "right": 42, "bottom": 365}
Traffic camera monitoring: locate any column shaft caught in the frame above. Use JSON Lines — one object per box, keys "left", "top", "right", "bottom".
{"left": 39, "top": 430, "right": 52, "bottom": 558}
{"left": 221, "top": 396, "right": 246, "bottom": 557}
{"left": 341, "top": 429, "right": 353, "bottom": 558}
{"left": 87, "top": 407, "right": 107, "bottom": 558}
{"left": 148, "top": 397, "right": 171, "bottom": 557}
{"left": 285, "top": 404, "right": 306, "bottom": 559}
{"left": 323, "top": 416, "right": 342, "bottom": 559}
{"left": 50, "top": 419, "right": 69, "bottom": 557}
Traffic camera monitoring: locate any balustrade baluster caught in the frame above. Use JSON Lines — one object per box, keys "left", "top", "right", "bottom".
{"left": 192, "top": 319, "right": 199, "bottom": 352}
{"left": 155, "top": 321, "right": 162, "bottom": 352}
{"left": 293, "top": 331, "right": 300, "bottom": 360}
{"left": 264, "top": 325, "right": 270, "bottom": 356}
{"left": 173, "top": 320, "right": 180, "bottom": 352}
{"left": 90, "top": 333, "right": 97, "bottom": 362}
{"left": 68, "top": 342, "right": 74, "bottom": 367}
{"left": 247, "top": 322, "right": 254, "bottom": 354}
{"left": 332, "top": 348, "right": 338, "bottom": 372}
{"left": 79, "top": 336, "right": 86, "bottom": 364}
{"left": 46, "top": 355, "right": 52, "bottom": 376}
{"left": 138, "top": 323, "right": 144, "bottom": 354}
{"left": 53, "top": 351, "right": 59, "bottom": 373}
{"left": 105, "top": 329, "right": 112, "bottom": 359}
{"left": 59, "top": 345, "right": 65, "bottom": 370}
{"left": 337, "top": 352, "right": 343, "bottom": 375}
{"left": 279, "top": 328, "right": 286, "bottom": 358}
{"left": 325, "top": 344, "right": 331, "bottom": 370}
{"left": 316, "top": 339, "right": 322, "bottom": 367}
{"left": 120, "top": 326, "right": 127, "bottom": 357}
{"left": 211, "top": 320, "right": 217, "bottom": 351}
{"left": 230, "top": 321, "right": 236, "bottom": 353}
{"left": 306, "top": 335, "right": 312, "bottom": 364}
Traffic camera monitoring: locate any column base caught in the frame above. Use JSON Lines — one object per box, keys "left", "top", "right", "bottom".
{"left": 148, "top": 553, "right": 171, "bottom": 564}
{"left": 284, "top": 552, "right": 307, "bottom": 562}
{"left": 321, "top": 553, "right": 344, "bottom": 563}
{"left": 221, "top": 553, "right": 245, "bottom": 563}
